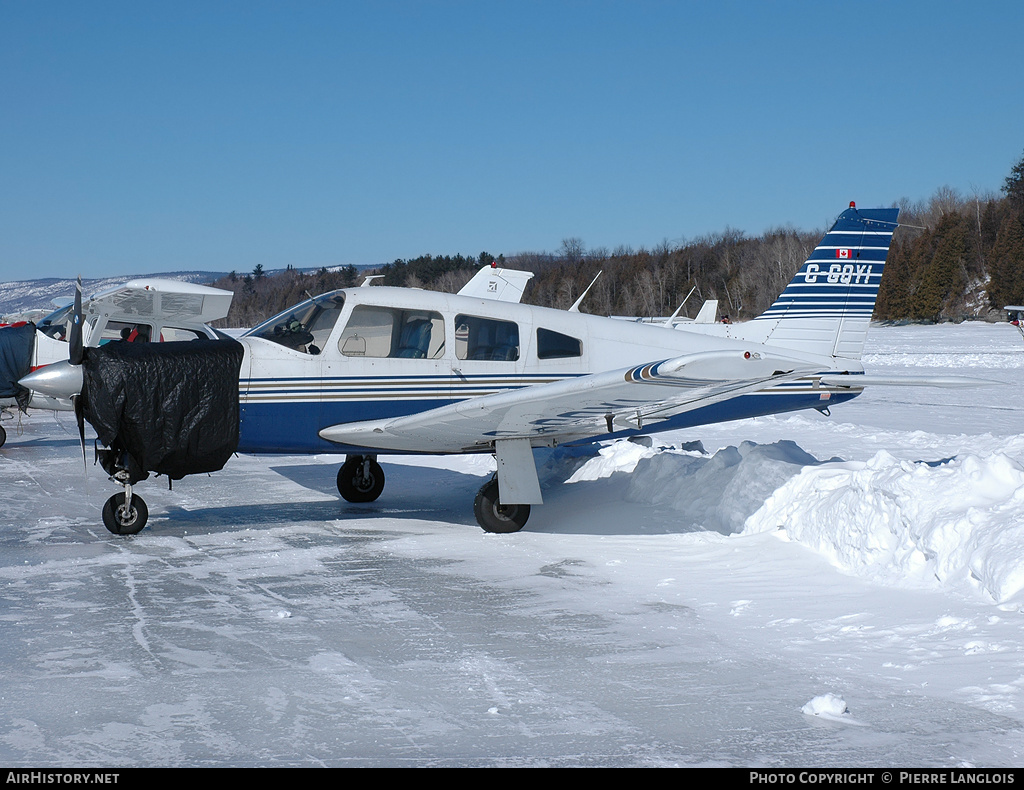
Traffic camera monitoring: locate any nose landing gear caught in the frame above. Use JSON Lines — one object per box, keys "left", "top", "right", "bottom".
{"left": 102, "top": 486, "right": 149, "bottom": 535}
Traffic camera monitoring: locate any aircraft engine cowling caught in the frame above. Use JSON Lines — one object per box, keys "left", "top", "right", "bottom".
{"left": 78, "top": 338, "right": 245, "bottom": 484}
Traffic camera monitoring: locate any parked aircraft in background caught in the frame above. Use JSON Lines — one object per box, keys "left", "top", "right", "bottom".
{"left": 0, "top": 279, "right": 232, "bottom": 447}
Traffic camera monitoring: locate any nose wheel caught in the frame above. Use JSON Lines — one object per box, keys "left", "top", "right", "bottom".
{"left": 102, "top": 489, "right": 149, "bottom": 535}
{"left": 0, "top": 406, "right": 10, "bottom": 448}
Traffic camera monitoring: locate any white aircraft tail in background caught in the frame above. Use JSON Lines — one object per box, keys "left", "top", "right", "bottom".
{"left": 457, "top": 264, "right": 535, "bottom": 303}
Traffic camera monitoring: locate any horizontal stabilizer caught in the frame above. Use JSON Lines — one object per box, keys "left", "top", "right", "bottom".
{"left": 818, "top": 374, "right": 1002, "bottom": 389}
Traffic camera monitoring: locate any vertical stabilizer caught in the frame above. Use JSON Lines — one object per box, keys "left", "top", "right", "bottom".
{"left": 750, "top": 204, "right": 899, "bottom": 359}
{"left": 457, "top": 265, "right": 535, "bottom": 303}
{"left": 693, "top": 299, "right": 719, "bottom": 324}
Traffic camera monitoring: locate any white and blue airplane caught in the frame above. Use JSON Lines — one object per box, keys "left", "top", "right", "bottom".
{"left": 21, "top": 203, "right": 984, "bottom": 535}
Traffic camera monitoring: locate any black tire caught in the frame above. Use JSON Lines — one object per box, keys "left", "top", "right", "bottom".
{"left": 102, "top": 492, "right": 149, "bottom": 535}
{"left": 337, "top": 457, "right": 385, "bottom": 503}
{"left": 0, "top": 424, "right": 6, "bottom": 449}
{"left": 473, "top": 478, "right": 530, "bottom": 533}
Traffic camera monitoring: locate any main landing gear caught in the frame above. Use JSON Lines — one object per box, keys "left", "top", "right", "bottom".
{"left": 473, "top": 476, "right": 531, "bottom": 534}
{"left": 0, "top": 423, "right": 6, "bottom": 449}
{"left": 334, "top": 456, "right": 531, "bottom": 533}
{"left": 337, "top": 455, "right": 385, "bottom": 503}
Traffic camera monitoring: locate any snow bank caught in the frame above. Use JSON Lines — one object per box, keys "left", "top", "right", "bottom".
{"left": 617, "top": 439, "right": 836, "bottom": 535}
{"left": 562, "top": 435, "right": 1024, "bottom": 604}
{"left": 862, "top": 351, "right": 1024, "bottom": 369}
{"left": 743, "top": 450, "right": 1024, "bottom": 604}
{"left": 564, "top": 439, "right": 655, "bottom": 482}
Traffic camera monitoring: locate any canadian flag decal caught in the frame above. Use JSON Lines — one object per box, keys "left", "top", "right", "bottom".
{"left": 836, "top": 248, "right": 851, "bottom": 259}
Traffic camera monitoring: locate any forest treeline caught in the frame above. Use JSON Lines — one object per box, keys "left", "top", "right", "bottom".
{"left": 209, "top": 151, "right": 1024, "bottom": 328}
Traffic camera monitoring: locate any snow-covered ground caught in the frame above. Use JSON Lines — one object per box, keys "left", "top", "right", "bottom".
{"left": 2, "top": 323, "right": 1024, "bottom": 767}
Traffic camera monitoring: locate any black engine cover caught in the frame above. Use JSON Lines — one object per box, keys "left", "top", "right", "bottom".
{"left": 79, "top": 338, "right": 244, "bottom": 484}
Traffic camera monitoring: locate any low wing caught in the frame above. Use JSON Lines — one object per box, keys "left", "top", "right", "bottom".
{"left": 320, "top": 350, "right": 817, "bottom": 453}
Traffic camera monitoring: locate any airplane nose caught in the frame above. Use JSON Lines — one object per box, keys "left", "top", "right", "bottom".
{"left": 19, "top": 360, "right": 84, "bottom": 400}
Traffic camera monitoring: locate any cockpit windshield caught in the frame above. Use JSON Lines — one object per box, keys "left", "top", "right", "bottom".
{"left": 37, "top": 304, "right": 74, "bottom": 340}
{"left": 246, "top": 292, "right": 345, "bottom": 355}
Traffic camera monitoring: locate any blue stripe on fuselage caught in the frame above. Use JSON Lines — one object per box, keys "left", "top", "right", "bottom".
{"left": 238, "top": 397, "right": 459, "bottom": 453}
{"left": 237, "top": 388, "right": 860, "bottom": 455}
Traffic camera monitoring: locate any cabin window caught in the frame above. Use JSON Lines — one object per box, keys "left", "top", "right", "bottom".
{"left": 455, "top": 315, "right": 520, "bottom": 361}
{"left": 339, "top": 305, "right": 445, "bottom": 359}
{"left": 249, "top": 294, "right": 346, "bottom": 354}
{"left": 97, "top": 321, "right": 210, "bottom": 344}
{"left": 536, "top": 328, "right": 582, "bottom": 359}
{"left": 100, "top": 321, "right": 155, "bottom": 344}
{"left": 160, "top": 326, "right": 210, "bottom": 342}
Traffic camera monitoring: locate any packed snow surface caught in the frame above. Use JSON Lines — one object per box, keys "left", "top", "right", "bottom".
{"left": 2, "top": 323, "right": 1024, "bottom": 766}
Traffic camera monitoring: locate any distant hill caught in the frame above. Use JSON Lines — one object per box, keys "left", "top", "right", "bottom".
{"left": 0, "top": 271, "right": 230, "bottom": 319}
{"left": 0, "top": 266, "right": 373, "bottom": 319}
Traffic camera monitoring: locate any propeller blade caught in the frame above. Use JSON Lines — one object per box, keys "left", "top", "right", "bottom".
{"left": 73, "top": 394, "right": 87, "bottom": 473}
{"left": 69, "top": 275, "right": 84, "bottom": 365}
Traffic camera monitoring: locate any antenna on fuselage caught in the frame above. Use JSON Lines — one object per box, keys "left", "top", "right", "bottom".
{"left": 568, "top": 271, "right": 603, "bottom": 312}
{"left": 666, "top": 286, "right": 697, "bottom": 325}
{"left": 360, "top": 275, "right": 385, "bottom": 287}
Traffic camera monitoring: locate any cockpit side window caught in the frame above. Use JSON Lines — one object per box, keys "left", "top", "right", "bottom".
{"left": 339, "top": 305, "right": 445, "bottom": 359}
{"left": 37, "top": 305, "right": 73, "bottom": 340}
{"left": 101, "top": 321, "right": 154, "bottom": 344}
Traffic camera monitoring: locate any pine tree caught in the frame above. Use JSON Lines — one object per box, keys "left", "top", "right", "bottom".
{"left": 988, "top": 213, "right": 1024, "bottom": 308}
{"left": 914, "top": 213, "right": 969, "bottom": 320}
{"left": 1003, "top": 149, "right": 1024, "bottom": 211}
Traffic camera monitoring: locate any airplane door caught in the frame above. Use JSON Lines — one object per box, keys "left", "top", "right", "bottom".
{"left": 322, "top": 305, "right": 451, "bottom": 446}
{"left": 451, "top": 312, "right": 529, "bottom": 403}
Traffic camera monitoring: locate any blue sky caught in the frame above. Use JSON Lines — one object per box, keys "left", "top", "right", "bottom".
{"left": 2, "top": 0, "right": 1022, "bottom": 281}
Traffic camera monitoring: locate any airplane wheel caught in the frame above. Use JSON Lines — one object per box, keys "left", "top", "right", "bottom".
{"left": 337, "top": 457, "right": 385, "bottom": 503}
{"left": 474, "top": 478, "right": 530, "bottom": 534}
{"left": 102, "top": 492, "right": 149, "bottom": 535}
{"left": 0, "top": 424, "right": 6, "bottom": 448}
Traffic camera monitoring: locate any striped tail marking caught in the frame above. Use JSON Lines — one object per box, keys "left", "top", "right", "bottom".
{"left": 757, "top": 205, "right": 900, "bottom": 322}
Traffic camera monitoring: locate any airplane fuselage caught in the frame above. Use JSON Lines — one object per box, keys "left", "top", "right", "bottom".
{"left": 237, "top": 285, "right": 860, "bottom": 455}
